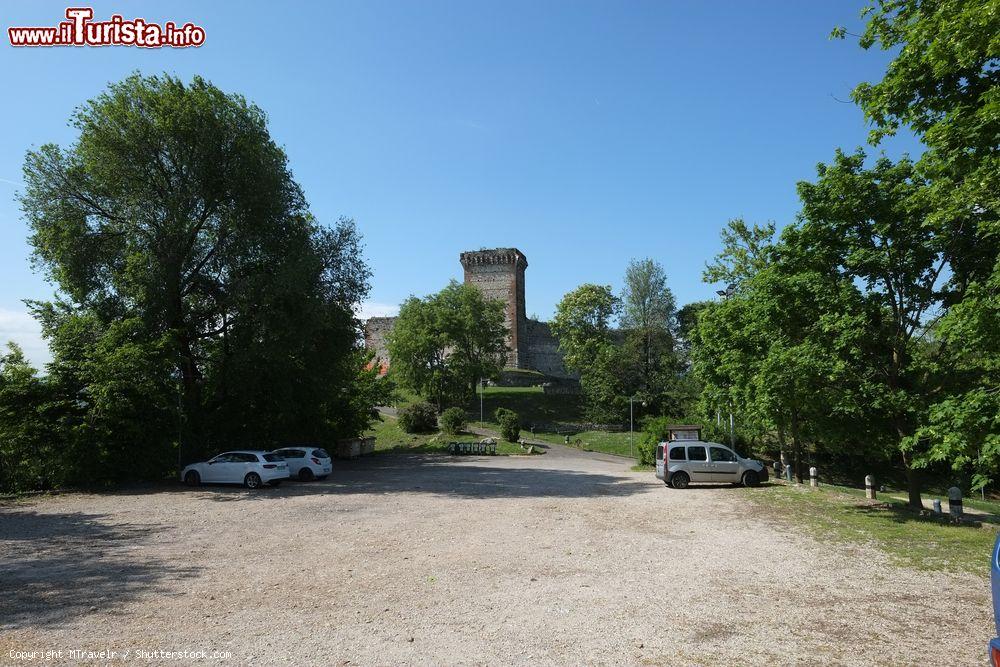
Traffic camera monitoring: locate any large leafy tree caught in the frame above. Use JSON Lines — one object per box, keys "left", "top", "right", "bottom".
{"left": 697, "top": 224, "right": 870, "bottom": 481}
{"left": 550, "top": 284, "right": 619, "bottom": 372}
{"left": 619, "top": 259, "right": 682, "bottom": 414}
{"left": 550, "top": 284, "right": 627, "bottom": 422}
{"left": 19, "top": 73, "right": 375, "bottom": 469}
{"left": 840, "top": 0, "right": 1000, "bottom": 492}
{"left": 795, "top": 150, "right": 950, "bottom": 506}
{"left": 387, "top": 281, "right": 506, "bottom": 411}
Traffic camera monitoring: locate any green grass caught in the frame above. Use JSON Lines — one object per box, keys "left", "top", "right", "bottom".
{"left": 751, "top": 482, "right": 998, "bottom": 576}
{"left": 464, "top": 387, "right": 639, "bottom": 459}
{"left": 393, "top": 386, "right": 634, "bottom": 459}
{"left": 809, "top": 480, "right": 1000, "bottom": 519}
{"left": 466, "top": 385, "right": 585, "bottom": 426}
{"left": 365, "top": 414, "right": 449, "bottom": 454}
{"left": 365, "top": 414, "right": 542, "bottom": 456}
{"left": 528, "top": 430, "right": 637, "bottom": 458}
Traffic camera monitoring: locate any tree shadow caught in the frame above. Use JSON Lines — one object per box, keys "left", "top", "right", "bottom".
{"left": 844, "top": 500, "right": 1000, "bottom": 527}
{"left": 0, "top": 510, "right": 199, "bottom": 629}
{"left": 667, "top": 482, "right": 778, "bottom": 490}
{"left": 135, "top": 454, "right": 652, "bottom": 503}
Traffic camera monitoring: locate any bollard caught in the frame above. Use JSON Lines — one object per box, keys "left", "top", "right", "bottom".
{"left": 948, "top": 487, "right": 963, "bottom": 518}
{"left": 773, "top": 462, "right": 780, "bottom": 479}
{"left": 865, "top": 474, "right": 876, "bottom": 500}
{"left": 785, "top": 465, "right": 793, "bottom": 483}
{"left": 932, "top": 499, "right": 942, "bottom": 514}
{"left": 809, "top": 466, "right": 818, "bottom": 488}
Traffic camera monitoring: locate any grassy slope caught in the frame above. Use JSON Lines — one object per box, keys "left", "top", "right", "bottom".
{"left": 751, "top": 482, "right": 998, "bottom": 576}
{"left": 365, "top": 413, "right": 541, "bottom": 456}
{"left": 464, "top": 386, "right": 637, "bottom": 460}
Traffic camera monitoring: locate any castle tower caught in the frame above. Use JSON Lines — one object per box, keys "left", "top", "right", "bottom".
{"left": 460, "top": 248, "right": 528, "bottom": 368}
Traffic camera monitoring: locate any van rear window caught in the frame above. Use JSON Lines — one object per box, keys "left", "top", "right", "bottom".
{"left": 668, "top": 447, "right": 686, "bottom": 461}
{"left": 687, "top": 446, "right": 707, "bottom": 461}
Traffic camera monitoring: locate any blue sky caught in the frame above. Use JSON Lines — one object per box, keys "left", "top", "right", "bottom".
{"left": 0, "top": 0, "right": 921, "bottom": 365}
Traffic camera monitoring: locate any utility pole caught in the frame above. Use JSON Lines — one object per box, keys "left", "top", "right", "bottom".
{"left": 716, "top": 285, "right": 737, "bottom": 450}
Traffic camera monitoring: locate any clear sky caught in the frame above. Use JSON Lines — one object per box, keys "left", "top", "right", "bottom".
{"left": 1, "top": 0, "right": 922, "bottom": 365}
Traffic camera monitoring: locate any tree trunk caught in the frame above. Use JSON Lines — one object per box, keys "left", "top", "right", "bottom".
{"left": 777, "top": 424, "right": 787, "bottom": 472}
{"left": 903, "top": 451, "right": 922, "bottom": 510}
{"left": 790, "top": 409, "right": 803, "bottom": 484}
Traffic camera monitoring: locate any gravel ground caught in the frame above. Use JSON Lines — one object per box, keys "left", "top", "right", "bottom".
{"left": 0, "top": 444, "right": 992, "bottom": 666}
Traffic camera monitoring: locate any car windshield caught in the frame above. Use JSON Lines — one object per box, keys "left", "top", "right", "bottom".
{"left": 262, "top": 453, "right": 283, "bottom": 462}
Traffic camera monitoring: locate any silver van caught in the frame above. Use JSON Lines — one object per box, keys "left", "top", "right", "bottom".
{"left": 654, "top": 441, "right": 767, "bottom": 488}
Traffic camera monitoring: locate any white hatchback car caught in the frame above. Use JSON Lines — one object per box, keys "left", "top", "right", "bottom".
{"left": 271, "top": 447, "right": 332, "bottom": 481}
{"left": 181, "top": 450, "right": 289, "bottom": 489}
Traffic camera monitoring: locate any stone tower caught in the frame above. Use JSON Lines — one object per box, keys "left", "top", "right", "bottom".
{"left": 460, "top": 248, "right": 528, "bottom": 368}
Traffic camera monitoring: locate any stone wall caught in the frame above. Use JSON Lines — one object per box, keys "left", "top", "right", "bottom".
{"left": 364, "top": 317, "right": 396, "bottom": 371}
{"left": 524, "top": 319, "right": 575, "bottom": 379}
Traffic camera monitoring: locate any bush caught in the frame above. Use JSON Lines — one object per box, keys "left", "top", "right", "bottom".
{"left": 494, "top": 407, "right": 516, "bottom": 423}
{"left": 637, "top": 416, "right": 673, "bottom": 465}
{"left": 439, "top": 407, "right": 467, "bottom": 435}
{"left": 398, "top": 401, "right": 438, "bottom": 433}
{"left": 498, "top": 410, "right": 521, "bottom": 443}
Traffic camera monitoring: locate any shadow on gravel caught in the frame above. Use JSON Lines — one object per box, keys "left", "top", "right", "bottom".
{"left": 673, "top": 482, "right": 778, "bottom": 491}
{"left": 0, "top": 510, "right": 199, "bottom": 629}
{"left": 139, "top": 454, "right": 651, "bottom": 502}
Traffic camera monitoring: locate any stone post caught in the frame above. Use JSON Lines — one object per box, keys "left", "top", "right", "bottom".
{"left": 809, "top": 467, "right": 818, "bottom": 487}
{"left": 948, "top": 487, "right": 963, "bottom": 518}
{"left": 785, "top": 465, "right": 793, "bottom": 483}
{"left": 865, "top": 475, "right": 876, "bottom": 500}
{"left": 932, "top": 499, "right": 942, "bottom": 514}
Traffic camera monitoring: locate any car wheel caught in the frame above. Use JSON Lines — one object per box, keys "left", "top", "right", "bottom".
{"left": 299, "top": 467, "right": 315, "bottom": 482}
{"left": 184, "top": 471, "right": 200, "bottom": 486}
{"left": 244, "top": 472, "right": 263, "bottom": 489}
{"left": 742, "top": 470, "right": 760, "bottom": 487}
{"left": 670, "top": 472, "right": 690, "bottom": 489}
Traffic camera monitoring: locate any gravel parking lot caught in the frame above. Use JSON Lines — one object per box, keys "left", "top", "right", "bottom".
{"left": 1, "top": 444, "right": 992, "bottom": 666}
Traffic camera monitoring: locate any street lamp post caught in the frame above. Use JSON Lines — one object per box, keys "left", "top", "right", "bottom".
{"left": 629, "top": 396, "right": 646, "bottom": 458}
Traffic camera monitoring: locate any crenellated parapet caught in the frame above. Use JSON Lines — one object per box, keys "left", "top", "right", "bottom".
{"left": 459, "top": 248, "right": 528, "bottom": 270}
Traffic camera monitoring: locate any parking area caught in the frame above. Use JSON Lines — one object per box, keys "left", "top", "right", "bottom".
{"left": 0, "top": 445, "right": 991, "bottom": 665}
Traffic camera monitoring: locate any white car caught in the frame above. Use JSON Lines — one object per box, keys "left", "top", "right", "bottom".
{"left": 181, "top": 450, "right": 289, "bottom": 489}
{"left": 270, "top": 447, "right": 332, "bottom": 481}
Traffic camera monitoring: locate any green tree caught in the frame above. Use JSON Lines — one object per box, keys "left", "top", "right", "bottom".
{"left": 388, "top": 281, "right": 506, "bottom": 411}
{"left": 18, "top": 73, "right": 375, "bottom": 473}
{"left": 703, "top": 218, "right": 778, "bottom": 289}
{"left": 840, "top": 0, "right": 1000, "bottom": 494}
{"left": 796, "top": 150, "right": 950, "bottom": 506}
{"left": 696, "top": 219, "right": 881, "bottom": 482}
{"left": 550, "top": 284, "right": 619, "bottom": 371}
{"left": 619, "top": 259, "right": 680, "bottom": 415}
{"left": 551, "top": 284, "right": 626, "bottom": 423}
{"left": 0, "top": 344, "right": 58, "bottom": 492}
